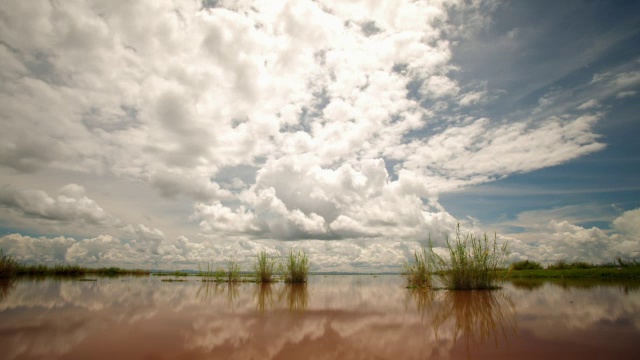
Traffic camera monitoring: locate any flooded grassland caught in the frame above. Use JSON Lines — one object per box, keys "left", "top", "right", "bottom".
{"left": 0, "top": 275, "right": 639, "bottom": 359}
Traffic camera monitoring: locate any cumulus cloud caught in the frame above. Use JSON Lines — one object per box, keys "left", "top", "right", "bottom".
{"left": 0, "top": 184, "right": 113, "bottom": 226}
{"left": 0, "top": 0, "right": 628, "bottom": 269}
{"left": 150, "top": 172, "right": 232, "bottom": 202}
{"left": 504, "top": 207, "right": 640, "bottom": 263}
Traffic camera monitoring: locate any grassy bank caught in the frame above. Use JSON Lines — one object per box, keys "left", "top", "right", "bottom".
{"left": 16, "top": 264, "right": 149, "bottom": 277}
{"left": 1, "top": 250, "right": 149, "bottom": 277}
{"left": 507, "top": 267, "right": 640, "bottom": 279}
{"left": 507, "top": 257, "right": 640, "bottom": 279}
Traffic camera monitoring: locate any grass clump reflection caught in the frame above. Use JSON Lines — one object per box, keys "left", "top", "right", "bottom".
{"left": 283, "top": 284, "right": 308, "bottom": 311}
{"left": 408, "top": 289, "right": 517, "bottom": 353}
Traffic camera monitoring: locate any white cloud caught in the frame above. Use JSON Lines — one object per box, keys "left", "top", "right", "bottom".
{"left": 616, "top": 90, "right": 637, "bottom": 99}
{"left": 504, "top": 207, "right": 640, "bottom": 263}
{"left": 458, "top": 90, "right": 487, "bottom": 106}
{"left": 576, "top": 99, "right": 600, "bottom": 110}
{"left": 0, "top": 184, "right": 113, "bottom": 226}
{"left": 400, "top": 114, "right": 605, "bottom": 192}
{"left": 420, "top": 75, "right": 460, "bottom": 99}
{"left": 612, "top": 208, "right": 640, "bottom": 236}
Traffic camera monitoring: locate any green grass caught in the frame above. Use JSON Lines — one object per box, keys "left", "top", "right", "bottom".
{"left": 283, "top": 250, "right": 309, "bottom": 283}
{"left": 430, "top": 225, "right": 509, "bottom": 290}
{"left": 402, "top": 248, "right": 432, "bottom": 288}
{"left": 253, "top": 250, "right": 278, "bottom": 283}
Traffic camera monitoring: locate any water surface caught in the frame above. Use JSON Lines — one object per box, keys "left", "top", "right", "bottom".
{"left": 0, "top": 276, "right": 638, "bottom": 359}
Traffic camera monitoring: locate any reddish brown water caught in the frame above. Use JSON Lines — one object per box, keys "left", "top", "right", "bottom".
{"left": 0, "top": 276, "right": 638, "bottom": 359}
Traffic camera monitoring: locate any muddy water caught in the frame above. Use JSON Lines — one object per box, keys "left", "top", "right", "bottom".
{"left": 0, "top": 276, "right": 638, "bottom": 360}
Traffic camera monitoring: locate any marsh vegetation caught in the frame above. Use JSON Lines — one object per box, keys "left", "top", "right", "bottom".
{"left": 253, "top": 250, "right": 278, "bottom": 283}
{"left": 402, "top": 248, "right": 432, "bottom": 288}
{"left": 508, "top": 256, "right": 640, "bottom": 279}
{"left": 403, "top": 226, "right": 509, "bottom": 290}
{"left": 195, "top": 250, "right": 310, "bottom": 283}
{"left": 282, "top": 250, "right": 310, "bottom": 283}
{"left": 1, "top": 250, "right": 149, "bottom": 278}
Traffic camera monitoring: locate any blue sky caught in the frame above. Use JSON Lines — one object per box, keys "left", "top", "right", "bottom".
{"left": 441, "top": 0, "right": 640, "bottom": 232}
{"left": 0, "top": 0, "right": 638, "bottom": 270}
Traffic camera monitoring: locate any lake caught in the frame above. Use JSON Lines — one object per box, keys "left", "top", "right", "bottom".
{"left": 1, "top": 275, "right": 639, "bottom": 359}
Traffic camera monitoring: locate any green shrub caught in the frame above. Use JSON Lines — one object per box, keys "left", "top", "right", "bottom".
{"left": 253, "top": 250, "right": 278, "bottom": 283}
{"left": 402, "top": 248, "right": 432, "bottom": 288}
{"left": 510, "top": 260, "right": 543, "bottom": 270}
{"left": 283, "top": 250, "right": 309, "bottom": 283}
{"left": 430, "top": 225, "right": 509, "bottom": 290}
{"left": 547, "top": 259, "right": 568, "bottom": 270}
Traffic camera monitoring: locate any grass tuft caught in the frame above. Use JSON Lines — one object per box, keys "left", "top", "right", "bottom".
{"left": 253, "top": 250, "right": 278, "bottom": 283}
{"left": 431, "top": 225, "right": 509, "bottom": 290}
{"left": 0, "top": 249, "right": 19, "bottom": 278}
{"left": 403, "top": 225, "right": 510, "bottom": 290}
{"left": 283, "top": 250, "right": 309, "bottom": 283}
{"left": 226, "top": 258, "right": 241, "bottom": 283}
{"left": 402, "top": 248, "right": 432, "bottom": 288}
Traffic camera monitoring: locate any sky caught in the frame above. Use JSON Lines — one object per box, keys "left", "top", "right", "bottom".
{"left": 0, "top": 0, "right": 639, "bottom": 272}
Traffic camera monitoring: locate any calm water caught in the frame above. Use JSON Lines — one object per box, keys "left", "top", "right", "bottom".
{"left": 0, "top": 275, "right": 639, "bottom": 359}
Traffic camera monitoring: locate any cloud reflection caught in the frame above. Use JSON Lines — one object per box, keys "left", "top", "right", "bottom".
{"left": 0, "top": 277, "right": 639, "bottom": 359}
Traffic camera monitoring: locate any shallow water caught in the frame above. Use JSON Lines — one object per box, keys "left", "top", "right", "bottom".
{"left": 0, "top": 276, "right": 638, "bottom": 359}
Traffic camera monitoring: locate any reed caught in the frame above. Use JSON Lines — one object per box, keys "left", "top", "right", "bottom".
{"left": 253, "top": 250, "right": 278, "bottom": 283}
{"left": 402, "top": 248, "right": 432, "bottom": 288}
{"left": 429, "top": 225, "right": 509, "bottom": 290}
{"left": 283, "top": 250, "right": 309, "bottom": 283}
{"left": 0, "top": 249, "right": 19, "bottom": 278}
{"left": 226, "top": 258, "right": 241, "bottom": 283}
